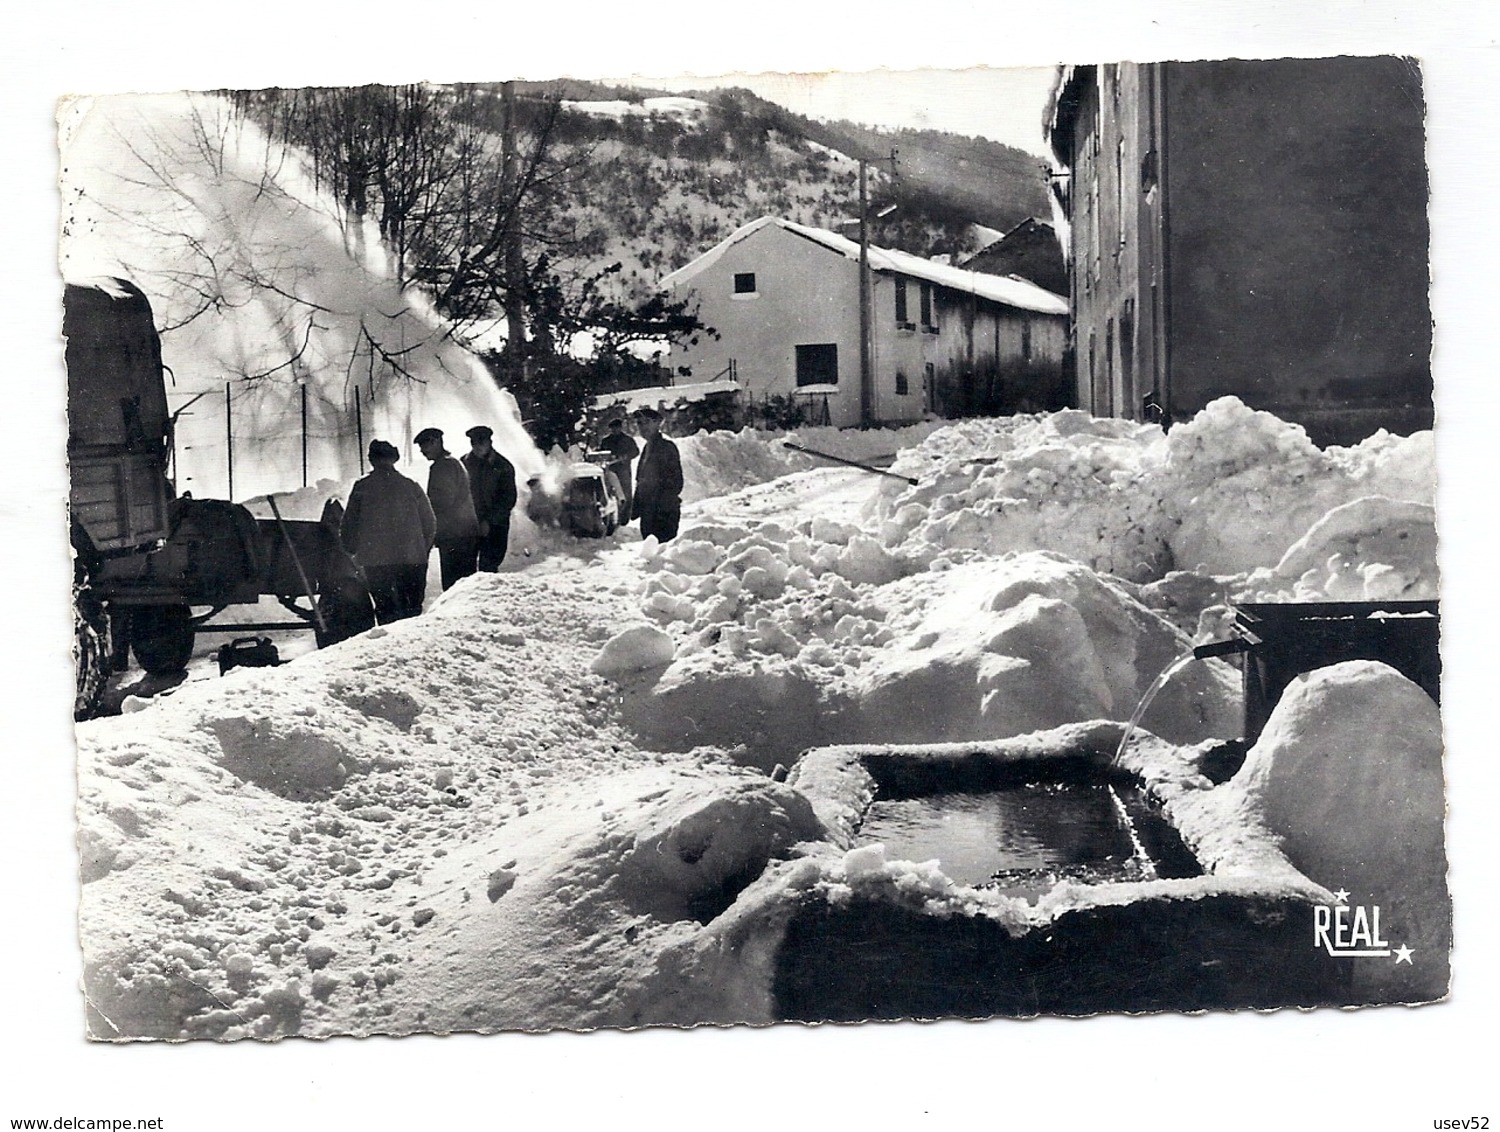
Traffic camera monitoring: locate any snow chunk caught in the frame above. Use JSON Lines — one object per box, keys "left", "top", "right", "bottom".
{"left": 610, "top": 780, "right": 823, "bottom": 923}
{"left": 590, "top": 625, "right": 677, "bottom": 678}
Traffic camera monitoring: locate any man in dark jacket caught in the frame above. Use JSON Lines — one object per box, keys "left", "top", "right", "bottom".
{"left": 340, "top": 440, "right": 436, "bottom": 622}
{"left": 597, "top": 417, "right": 640, "bottom": 522}
{"left": 631, "top": 407, "right": 683, "bottom": 543}
{"left": 462, "top": 425, "right": 518, "bottom": 571}
{"left": 415, "top": 427, "right": 480, "bottom": 590}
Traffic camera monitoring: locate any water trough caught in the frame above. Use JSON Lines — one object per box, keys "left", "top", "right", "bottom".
{"left": 771, "top": 721, "right": 1348, "bottom": 1021}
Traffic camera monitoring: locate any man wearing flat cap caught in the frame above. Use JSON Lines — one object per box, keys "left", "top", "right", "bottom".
{"left": 631, "top": 407, "right": 683, "bottom": 543}
{"left": 415, "top": 427, "right": 481, "bottom": 590}
{"left": 340, "top": 439, "right": 437, "bottom": 622}
{"left": 462, "top": 425, "right": 518, "bottom": 571}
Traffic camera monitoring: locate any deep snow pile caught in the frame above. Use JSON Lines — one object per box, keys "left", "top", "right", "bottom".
{"left": 870, "top": 398, "right": 1435, "bottom": 590}
{"left": 625, "top": 540, "right": 1239, "bottom": 764}
{"left": 77, "top": 568, "right": 823, "bottom": 1037}
{"left": 59, "top": 93, "right": 541, "bottom": 502}
{"left": 613, "top": 399, "right": 1435, "bottom": 762}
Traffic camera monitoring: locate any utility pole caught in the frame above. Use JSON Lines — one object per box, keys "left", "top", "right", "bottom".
{"left": 858, "top": 159, "right": 872, "bottom": 428}
{"left": 500, "top": 81, "right": 526, "bottom": 387}
{"left": 856, "top": 149, "right": 899, "bottom": 428}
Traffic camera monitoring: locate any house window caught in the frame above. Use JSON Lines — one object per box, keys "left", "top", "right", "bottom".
{"left": 919, "top": 283, "right": 936, "bottom": 330}
{"left": 895, "top": 370, "right": 909, "bottom": 395}
{"left": 1021, "top": 319, "right": 1033, "bottom": 362}
{"left": 733, "top": 272, "right": 757, "bottom": 295}
{"left": 795, "top": 343, "right": 838, "bottom": 386}
{"left": 1116, "top": 138, "right": 1127, "bottom": 251}
{"left": 894, "top": 279, "right": 909, "bottom": 324}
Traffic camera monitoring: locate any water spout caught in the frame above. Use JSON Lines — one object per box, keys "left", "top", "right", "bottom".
{"left": 1113, "top": 649, "right": 1199, "bottom": 767}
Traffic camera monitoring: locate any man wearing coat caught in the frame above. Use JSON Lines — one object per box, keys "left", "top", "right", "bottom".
{"left": 340, "top": 439, "right": 436, "bottom": 623}
{"left": 631, "top": 407, "right": 683, "bottom": 543}
{"left": 462, "top": 425, "right": 518, "bottom": 571}
{"left": 415, "top": 426, "right": 481, "bottom": 590}
{"left": 597, "top": 417, "right": 640, "bottom": 522}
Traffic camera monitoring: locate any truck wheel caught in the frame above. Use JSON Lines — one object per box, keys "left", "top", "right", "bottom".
{"left": 73, "top": 582, "right": 110, "bottom": 721}
{"left": 130, "top": 604, "right": 195, "bottom": 674}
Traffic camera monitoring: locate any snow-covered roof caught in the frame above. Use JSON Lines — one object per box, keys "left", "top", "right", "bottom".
{"left": 592, "top": 378, "right": 741, "bottom": 412}
{"left": 659, "top": 216, "right": 1068, "bottom": 315}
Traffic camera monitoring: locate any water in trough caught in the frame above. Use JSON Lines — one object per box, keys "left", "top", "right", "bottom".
{"left": 855, "top": 779, "right": 1198, "bottom": 896}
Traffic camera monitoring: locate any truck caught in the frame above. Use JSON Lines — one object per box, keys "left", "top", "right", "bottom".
{"left": 67, "top": 277, "right": 373, "bottom": 719}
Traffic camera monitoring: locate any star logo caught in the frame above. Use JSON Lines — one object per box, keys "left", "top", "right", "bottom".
{"left": 1332, "top": 888, "right": 1351, "bottom": 904}
{"left": 1394, "top": 944, "right": 1415, "bottom": 965}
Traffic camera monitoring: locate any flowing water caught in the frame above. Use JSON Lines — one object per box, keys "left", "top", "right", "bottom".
{"left": 1113, "top": 648, "right": 1200, "bottom": 766}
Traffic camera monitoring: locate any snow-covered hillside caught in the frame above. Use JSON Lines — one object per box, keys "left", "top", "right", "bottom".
{"left": 74, "top": 398, "right": 1442, "bottom": 1038}
{"left": 59, "top": 93, "right": 541, "bottom": 502}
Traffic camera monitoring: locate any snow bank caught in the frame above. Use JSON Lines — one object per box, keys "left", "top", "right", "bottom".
{"left": 620, "top": 543, "right": 1239, "bottom": 763}
{"left": 75, "top": 567, "right": 830, "bottom": 1038}
{"left": 1205, "top": 661, "right": 1447, "bottom": 1001}
{"left": 59, "top": 93, "right": 541, "bottom": 502}
{"left": 1271, "top": 497, "right": 1438, "bottom": 601}
{"left": 865, "top": 397, "right": 1435, "bottom": 585}
{"left": 612, "top": 398, "right": 1434, "bottom": 763}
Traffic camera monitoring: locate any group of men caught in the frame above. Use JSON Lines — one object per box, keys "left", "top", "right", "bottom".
{"left": 338, "top": 407, "right": 683, "bottom": 625}
{"left": 339, "top": 425, "right": 518, "bottom": 623}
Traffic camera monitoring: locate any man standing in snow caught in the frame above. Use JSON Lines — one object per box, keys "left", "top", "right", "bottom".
{"left": 462, "top": 425, "right": 518, "bottom": 572}
{"left": 597, "top": 417, "right": 640, "bottom": 522}
{"left": 631, "top": 407, "right": 683, "bottom": 543}
{"left": 340, "top": 440, "right": 437, "bottom": 623}
{"left": 415, "top": 427, "right": 481, "bottom": 590}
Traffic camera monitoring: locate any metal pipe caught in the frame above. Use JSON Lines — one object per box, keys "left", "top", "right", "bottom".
{"left": 300, "top": 383, "right": 309, "bottom": 488}
{"left": 266, "top": 493, "right": 326, "bottom": 636}
{"left": 782, "top": 442, "right": 918, "bottom": 485}
{"left": 225, "top": 382, "right": 233, "bottom": 501}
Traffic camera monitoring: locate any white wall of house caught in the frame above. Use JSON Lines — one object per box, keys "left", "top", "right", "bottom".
{"left": 871, "top": 277, "right": 1068, "bottom": 419}
{"left": 666, "top": 221, "right": 1068, "bottom": 427}
{"left": 666, "top": 223, "right": 866, "bottom": 428}
{"left": 869, "top": 274, "right": 930, "bottom": 424}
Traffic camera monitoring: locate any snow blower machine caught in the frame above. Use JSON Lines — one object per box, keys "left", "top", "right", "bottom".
{"left": 560, "top": 455, "right": 626, "bottom": 538}
{"left": 67, "top": 278, "right": 374, "bottom": 720}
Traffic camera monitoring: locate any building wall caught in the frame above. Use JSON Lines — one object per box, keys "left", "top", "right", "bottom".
{"left": 666, "top": 223, "right": 866, "bottom": 427}
{"left": 1162, "top": 56, "right": 1432, "bottom": 442}
{"left": 1068, "top": 63, "right": 1167, "bottom": 425}
{"left": 869, "top": 274, "right": 929, "bottom": 424}
{"left": 1060, "top": 56, "right": 1433, "bottom": 444}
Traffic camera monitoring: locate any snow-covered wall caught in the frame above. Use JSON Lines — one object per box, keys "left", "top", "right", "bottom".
{"left": 59, "top": 93, "right": 541, "bottom": 502}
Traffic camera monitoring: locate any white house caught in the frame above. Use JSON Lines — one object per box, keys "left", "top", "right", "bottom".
{"left": 658, "top": 216, "right": 1070, "bottom": 429}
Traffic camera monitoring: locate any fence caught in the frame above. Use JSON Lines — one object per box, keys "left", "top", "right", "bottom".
{"left": 167, "top": 377, "right": 425, "bottom": 504}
